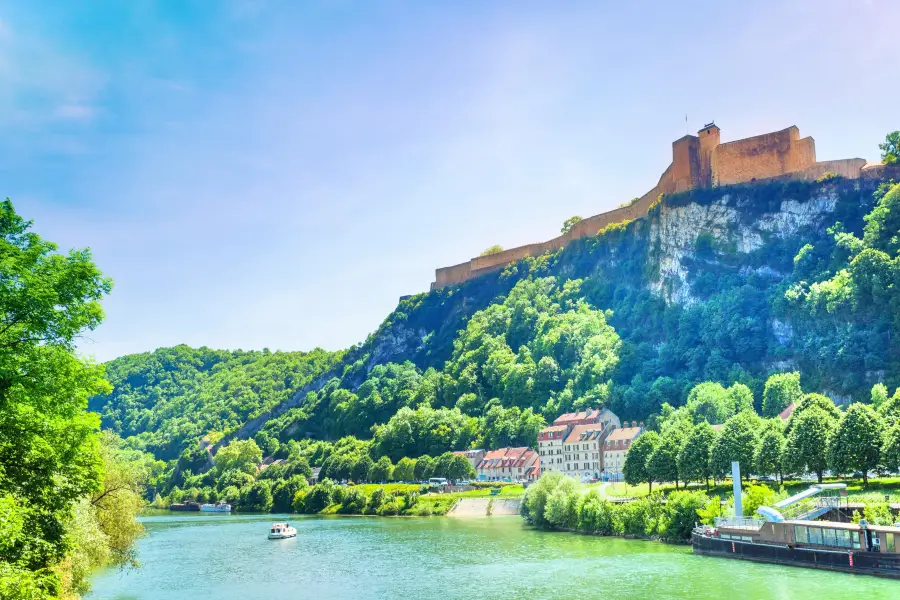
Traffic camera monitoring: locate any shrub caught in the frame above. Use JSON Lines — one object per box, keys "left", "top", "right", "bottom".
{"left": 742, "top": 485, "right": 776, "bottom": 517}
{"left": 302, "top": 479, "right": 335, "bottom": 513}
{"left": 664, "top": 491, "right": 708, "bottom": 541}
{"left": 339, "top": 488, "right": 367, "bottom": 514}
{"left": 376, "top": 500, "right": 401, "bottom": 516}
{"left": 366, "top": 488, "right": 386, "bottom": 514}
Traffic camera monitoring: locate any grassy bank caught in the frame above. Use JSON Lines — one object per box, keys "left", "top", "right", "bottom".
{"left": 601, "top": 477, "right": 900, "bottom": 502}
{"left": 296, "top": 481, "right": 525, "bottom": 517}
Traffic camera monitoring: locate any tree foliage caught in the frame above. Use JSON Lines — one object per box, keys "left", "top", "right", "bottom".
{"left": 0, "top": 199, "right": 145, "bottom": 598}
{"left": 623, "top": 431, "right": 658, "bottom": 491}
{"left": 828, "top": 403, "right": 882, "bottom": 485}
{"left": 762, "top": 372, "right": 802, "bottom": 418}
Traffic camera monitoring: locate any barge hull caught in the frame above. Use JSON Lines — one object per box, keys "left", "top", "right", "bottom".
{"left": 692, "top": 534, "right": 900, "bottom": 579}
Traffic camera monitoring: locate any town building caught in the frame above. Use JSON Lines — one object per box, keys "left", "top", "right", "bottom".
{"left": 562, "top": 425, "right": 608, "bottom": 480}
{"left": 475, "top": 447, "right": 539, "bottom": 482}
{"left": 538, "top": 408, "right": 622, "bottom": 480}
{"left": 603, "top": 424, "right": 643, "bottom": 482}
{"left": 453, "top": 449, "right": 486, "bottom": 471}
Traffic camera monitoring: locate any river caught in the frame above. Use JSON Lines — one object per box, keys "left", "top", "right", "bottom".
{"left": 87, "top": 513, "right": 898, "bottom": 599}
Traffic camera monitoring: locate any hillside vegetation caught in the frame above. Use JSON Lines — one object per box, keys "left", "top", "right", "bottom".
{"left": 89, "top": 175, "right": 900, "bottom": 508}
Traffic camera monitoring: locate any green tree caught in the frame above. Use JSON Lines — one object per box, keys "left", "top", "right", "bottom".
{"left": 785, "top": 407, "right": 838, "bottom": 482}
{"left": 742, "top": 484, "right": 776, "bottom": 517}
{"left": 828, "top": 403, "right": 882, "bottom": 486}
{"left": 302, "top": 479, "right": 335, "bottom": 513}
{"left": 664, "top": 491, "right": 709, "bottom": 541}
{"left": 521, "top": 471, "right": 575, "bottom": 529}
{"left": 646, "top": 429, "right": 685, "bottom": 489}
{"left": 413, "top": 455, "right": 434, "bottom": 481}
{"left": 392, "top": 457, "right": 417, "bottom": 482}
{"left": 0, "top": 199, "right": 114, "bottom": 596}
{"left": 882, "top": 423, "right": 900, "bottom": 474}
{"left": 338, "top": 488, "right": 367, "bottom": 514}
{"left": 351, "top": 455, "right": 374, "bottom": 483}
{"left": 368, "top": 456, "right": 394, "bottom": 483}
{"left": 709, "top": 412, "right": 759, "bottom": 480}
{"left": 561, "top": 216, "right": 583, "bottom": 235}
{"left": 623, "top": 431, "right": 659, "bottom": 493}
{"left": 880, "top": 130, "right": 899, "bottom": 165}
{"left": 686, "top": 382, "right": 731, "bottom": 424}
{"left": 678, "top": 422, "right": 717, "bottom": 488}
{"left": 271, "top": 476, "right": 308, "bottom": 513}
{"left": 762, "top": 372, "right": 802, "bottom": 418}
{"left": 448, "top": 454, "right": 476, "bottom": 481}
{"left": 479, "top": 245, "right": 504, "bottom": 257}
{"left": 214, "top": 439, "right": 262, "bottom": 476}
{"left": 754, "top": 423, "right": 786, "bottom": 483}
{"left": 240, "top": 480, "right": 273, "bottom": 512}
{"left": 871, "top": 383, "right": 890, "bottom": 407}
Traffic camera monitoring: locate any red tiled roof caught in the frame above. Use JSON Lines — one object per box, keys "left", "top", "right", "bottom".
{"left": 476, "top": 447, "right": 538, "bottom": 470}
{"left": 541, "top": 425, "right": 569, "bottom": 433}
{"left": 553, "top": 408, "right": 601, "bottom": 426}
{"left": 564, "top": 424, "right": 608, "bottom": 444}
{"left": 606, "top": 426, "right": 642, "bottom": 442}
{"left": 779, "top": 402, "right": 797, "bottom": 421}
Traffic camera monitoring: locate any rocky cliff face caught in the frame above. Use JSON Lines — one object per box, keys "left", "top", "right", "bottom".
{"left": 648, "top": 187, "right": 844, "bottom": 304}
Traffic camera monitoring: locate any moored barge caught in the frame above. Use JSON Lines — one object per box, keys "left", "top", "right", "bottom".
{"left": 692, "top": 482, "right": 900, "bottom": 578}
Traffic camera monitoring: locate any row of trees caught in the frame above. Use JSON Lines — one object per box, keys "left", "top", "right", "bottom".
{"left": 624, "top": 381, "right": 900, "bottom": 490}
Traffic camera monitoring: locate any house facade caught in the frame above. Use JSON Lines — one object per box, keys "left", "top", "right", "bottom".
{"left": 454, "top": 449, "right": 486, "bottom": 471}
{"left": 476, "top": 447, "right": 540, "bottom": 482}
{"left": 538, "top": 408, "right": 622, "bottom": 480}
{"left": 562, "top": 425, "right": 609, "bottom": 480}
{"left": 603, "top": 425, "right": 643, "bottom": 481}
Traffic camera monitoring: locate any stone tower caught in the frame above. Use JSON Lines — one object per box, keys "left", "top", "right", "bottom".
{"left": 698, "top": 122, "right": 720, "bottom": 187}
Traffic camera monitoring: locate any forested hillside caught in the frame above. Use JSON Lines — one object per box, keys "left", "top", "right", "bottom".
{"left": 90, "top": 173, "right": 900, "bottom": 503}
{"left": 89, "top": 346, "right": 342, "bottom": 460}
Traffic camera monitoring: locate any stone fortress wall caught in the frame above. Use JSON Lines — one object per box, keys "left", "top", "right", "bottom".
{"left": 432, "top": 123, "right": 876, "bottom": 290}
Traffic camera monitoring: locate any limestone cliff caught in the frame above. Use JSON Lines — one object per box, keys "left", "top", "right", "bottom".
{"left": 648, "top": 186, "right": 846, "bottom": 304}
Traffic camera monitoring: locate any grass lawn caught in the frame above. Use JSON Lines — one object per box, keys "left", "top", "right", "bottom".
{"left": 442, "top": 485, "right": 525, "bottom": 498}
{"left": 606, "top": 476, "right": 900, "bottom": 502}
{"left": 351, "top": 483, "right": 422, "bottom": 495}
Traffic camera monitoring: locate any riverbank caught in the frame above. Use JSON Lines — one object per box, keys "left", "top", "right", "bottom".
{"left": 293, "top": 480, "right": 525, "bottom": 517}
{"left": 447, "top": 497, "right": 521, "bottom": 517}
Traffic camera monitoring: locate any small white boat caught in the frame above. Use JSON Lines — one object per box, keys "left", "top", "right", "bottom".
{"left": 199, "top": 502, "right": 232, "bottom": 513}
{"left": 268, "top": 522, "right": 297, "bottom": 539}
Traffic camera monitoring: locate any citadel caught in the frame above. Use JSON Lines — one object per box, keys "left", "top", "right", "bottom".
{"left": 432, "top": 123, "right": 887, "bottom": 290}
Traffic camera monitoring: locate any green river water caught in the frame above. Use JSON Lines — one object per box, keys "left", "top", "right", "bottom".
{"left": 87, "top": 513, "right": 898, "bottom": 599}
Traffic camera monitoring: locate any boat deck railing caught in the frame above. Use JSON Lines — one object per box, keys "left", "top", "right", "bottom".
{"left": 714, "top": 516, "right": 765, "bottom": 531}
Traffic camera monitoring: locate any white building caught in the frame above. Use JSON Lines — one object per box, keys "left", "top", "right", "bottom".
{"left": 603, "top": 426, "right": 643, "bottom": 481}
{"left": 537, "top": 425, "right": 568, "bottom": 474}
{"left": 538, "top": 408, "right": 621, "bottom": 480}
{"left": 563, "top": 425, "right": 608, "bottom": 480}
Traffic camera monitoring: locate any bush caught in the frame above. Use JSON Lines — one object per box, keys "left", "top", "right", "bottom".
{"left": 339, "top": 488, "right": 368, "bottom": 514}
{"left": 576, "top": 491, "right": 615, "bottom": 535}
{"left": 664, "top": 491, "right": 708, "bottom": 541}
{"left": 376, "top": 500, "right": 401, "bottom": 516}
{"left": 742, "top": 484, "right": 776, "bottom": 517}
{"left": 366, "top": 488, "right": 386, "bottom": 514}
{"left": 302, "top": 479, "right": 335, "bottom": 513}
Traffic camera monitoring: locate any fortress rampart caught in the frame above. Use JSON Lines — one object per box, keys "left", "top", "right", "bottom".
{"left": 432, "top": 124, "right": 872, "bottom": 290}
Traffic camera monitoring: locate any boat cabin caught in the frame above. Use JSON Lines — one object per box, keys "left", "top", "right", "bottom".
{"left": 712, "top": 518, "right": 900, "bottom": 554}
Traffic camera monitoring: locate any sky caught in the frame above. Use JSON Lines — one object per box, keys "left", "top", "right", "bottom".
{"left": 2, "top": 0, "right": 897, "bottom": 362}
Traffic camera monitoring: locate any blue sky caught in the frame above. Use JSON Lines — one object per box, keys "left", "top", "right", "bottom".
{"left": 3, "top": 0, "right": 897, "bottom": 362}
